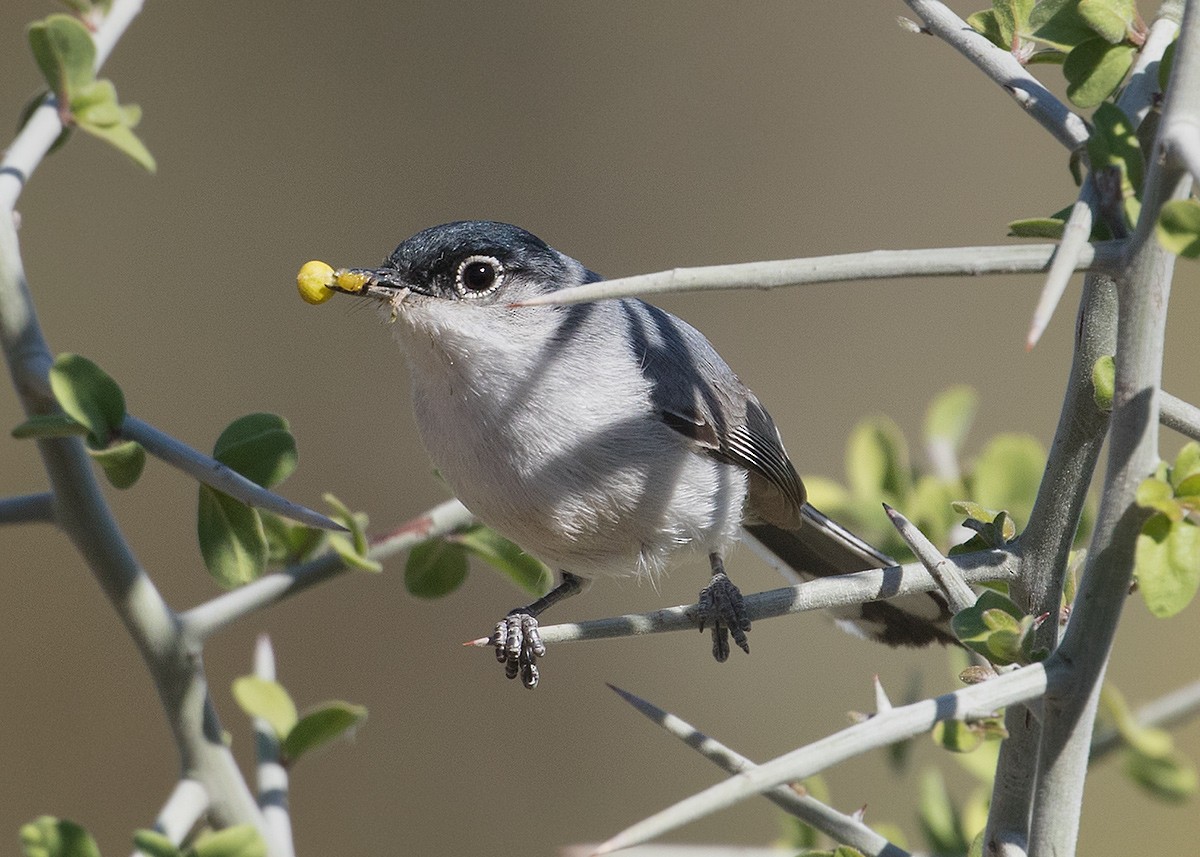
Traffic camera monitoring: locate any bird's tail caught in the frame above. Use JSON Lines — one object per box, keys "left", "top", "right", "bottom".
{"left": 743, "top": 504, "right": 957, "bottom": 647}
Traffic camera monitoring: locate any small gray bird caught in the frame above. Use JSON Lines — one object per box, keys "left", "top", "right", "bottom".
{"left": 330, "top": 221, "right": 953, "bottom": 687}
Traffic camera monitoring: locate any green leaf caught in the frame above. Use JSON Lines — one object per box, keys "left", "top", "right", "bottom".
{"left": 904, "top": 476, "right": 961, "bottom": 549}
{"left": 1156, "top": 199, "right": 1200, "bottom": 258}
{"left": 69, "top": 75, "right": 155, "bottom": 172}
{"left": 1092, "top": 355, "right": 1115, "bottom": 411}
{"left": 933, "top": 718, "right": 984, "bottom": 753}
{"left": 1124, "top": 747, "right": 1200, "bottom": 802}
{"left": 20, "top": 817, "right": 101, "bottom": 857}
{"left": 952, "top": 589, "right": 1030, "bottom": 664}
{"left": 324, "top": 492, "right": 381, "bottom": 572}
{"left": 231, "top": 676, "right": 298, "bottom": 739}
{"left": 1172, "top": 443, "right": 1200, "bottom": 492}
{"left": 132, "top": 830, "right": 180, "bottom": 857}
{"left": 213, "top": 414, "right": 297, "bottom": 489}
{"left": 917, "top": 768, "right": 967, "bottom": 856}
{"left": 405, "top": 538, "right": 469, "bottom": 598}
{"left": 1007, "top": 217, "right": 1066, "bottom": 238}
{"left": 1030, "top": 0, "right": 1101, "bottom": 51}
{"left": 453, "top": 525, "right": 552, "bottom": 595}
{"left": 1135, "top": 513, "right": 1200, "bottom": 618}
{"left": 968, "top": 434, "right": 1045, "bottom": 528}
{"left": 189, "top": 825, "right": 266, "bottom": 857}
{"left": 846, "top": 416, "right": 911, "bottom": 501}
{"left": 1063, "top": 39, "right": 1136, "bottom": 108}
{"left": 924, "top": 385, "right": 978, "bottom": 452}
{"left": 967, "top": 10, "right": 1007, "bottom": 50}
{"left": 89, "top": 439, "right": 145, "bottom": 489}
{"left": 27, "top": 15, "right": 95, "bottom": 102}
{"left": 280, "top": 701, "right": 368, "bottom": 762}
{"left": 11, "top": 413, "right": 90, "bottom": 439}
{"left": 48, "top": 353, "right": 126, "bottom": 446}
{"left": 1159, "top": 38, "right": 1176, "bottom": 94}
{"left": 1078, "top": 0, "right": 1137, "bottom": 43}
{"left": 260, "top": 512, "right": 323, "bottom": 565}
{"left": 1136, "top": 476, "right": 1182, "bottom": 521}
{"left": 1090, "top": 101, "right": 1144, "bottom": 193}
{"left": 198, "top": 485, "right": 268, "bottom": 588}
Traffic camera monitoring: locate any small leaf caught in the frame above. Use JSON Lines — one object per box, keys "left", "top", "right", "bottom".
{"left": 231, "top": 676, "right": 298, "bottom": 739}
{"left": 1078, "top": 0, "right": 1137, "bottom": 43}
{"left": 1172, "top": 443, "right": 1200, "bottom": 492}
{"left": 953, "top": 589, "right": 1029, "bottom": 665}
{"left": 11, "top": 413, "right": 90, "bottom": 439}
{"left": 846, "top": 416, "right": 911, "bottom": 501}
{"left": 1136, "top": 476, "right": 1182, "bottom": 521}
{"left": 189, "top": 825, "right": 266, "bottom": 857}
{"left": 260, "top": 512, "right": 323, "bottom": 565}
{"left": 405, "top": 538, "right": 469, "bottom": 598}
{"left": 1124, "top": 747, "right": 1200, "bottom": 802}
{"left": 1090, "top": 102, "right": 1144, "bottom": 193}
{"left": 27, "top": 15, "right": 95, "bottom": 102}
{"left": 1092, "top": 355, "right": 1115, "bottom": 411}
{"left": 324, "top": 493, "right": 381, "bottom": 572}
{"left": 1031, "top": 0, "right": 1101, "bottom": 51}
{"left": 1156, "top": 199, "right": 1200, "bottom": 258}
{"left": 967, "top": 10, "right": 1008, "bottom": 49}
{"left": 132, "top": 830, "right": 180, "bottom": 857}
{"left": 1063, "top": 39, "right": 1136, "bottom": 108}
{"left": 281, "top": 701, "right": 368, "bottom": 762}
{"left": 198, "top": 485, "right": 268, "bottom": 588}
{"left": 1007, "top": 217, "right": 1066, "bottom": 238}
{"left": 48, "top": 352, "right": 126, "bottom": 445}
{"left": 968, "top": 434, "right": 1045, "bottom": 528}
{"left": 924, "top": 385, "right": 979, "bottom": 452}
{"left": 453, "top": 525, "right": 552, "bottom": 595}
{"left": 933, "top": 719, "right": 984, "bottom": 753}
{"left": 213, "top": 414, "right": 297, "bottom": 489}
{"left": 1135, "top": 514, "right": 1200, "bottom": 618}
{"left": 89, "top": 439, "right": 145, "bottom": 488}
{"left": 918, "top": 768, "right": 967, "bottom": 856}
{"left": 20, "top": 817, "right": 101, "bottom": 857}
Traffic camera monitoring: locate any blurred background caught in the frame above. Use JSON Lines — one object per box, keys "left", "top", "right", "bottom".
{"left": 0, "top": 1, "right": 1197, "bottom": 854}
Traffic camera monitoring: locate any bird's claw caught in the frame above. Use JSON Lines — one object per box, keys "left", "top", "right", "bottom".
{"left": 493, "top": 611, "right": 546, "bottom": 689}
{"left": 697, "top": 571, "right": 751, "bottom": 662}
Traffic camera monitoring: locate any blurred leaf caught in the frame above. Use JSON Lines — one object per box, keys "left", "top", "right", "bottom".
{"left": 89, "top": 439, "right": 145, "bottom": 489}
{"left": 1092, "top": 355, "right": 1115, "bottom": 411}
{"left": 1090, "top": 102, "right": 1144, "bottom": 192}
{"left": 1007, "top": 217, "right": 1066, "bottom": 238}
{"left": 1135, "top": 513, "right": 1200, "bottom": 618}
{"left": 260, "top": 512, "right": 323, "bottom": 565}
{"left": 231, "top": 676, "right": 298, "bottom": 740}
{"left": 198, "top": 485, "right": 267, "bottom": 588}
{"left": 905, "top": 476, "right": 961, "bottom": 549}
{"left": 213, "top": 414, "right": 297, "bottom": 489}
{"left": 924, "top": 385, "right": 978, "bottom": 453}
{"left": 846, "top": 416, "right": 911, "bottom": 502}
{"left": 20, "top": 817, "right": 100, "bottom": 857}
{"left": 1172, "top": 443, "right": 1200, "bottom": 492}
{"left": 1157, "top": 199, "right": 1200, "bottom": 258}
{"left": 281, "top": 701, "right": 367, "bottom": 762}
{"left": 324, "top": 492, "right": 381, "bottom": 572}
{"left": 11, "top": 413, "right": 90, "bottom": 439}
{"left": 405, "top": 538, "right": 469, "bottom": 598}
{"left": 918, "top": 768, "right": 968, "bottom": 856}
{"left": 189, "top": 826, "right": 265, "bottom": 857}
{"left": 1124, "top": 747, "right": 1200, "bottom": 802}
{"left": 132, "top": 830, "right": 179, "bottom": 857}
{"left": 969, "top": 434, "right": 1045, "bottom": 528}
{"left": 933, "top": 718, "right": 984, "bottom": 753}
{"left": 1136, "top": 476, "right": 1182, "bottom": 521}
{"left": 1159, "top": 38, "right": 1176, "bottom": 94}
{"left": 1063, "top": 39, "right": 1136, "bottom": 108}
{"left": 49, "top": 353, "right": 126, "bottom": 446}
{"left": 453, "top": 525, "right": 551, "bottom": 595}
{"left": 27, "top": 15, "right": 95, "bottom": 102}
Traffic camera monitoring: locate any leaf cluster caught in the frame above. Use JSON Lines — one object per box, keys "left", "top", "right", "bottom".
{"left": 231, "top": 676, "right": 367, "bottom": 766}
{"left": 20, "top": 816, "right": 264, "bottom": 857}
{"left": 1133, "top": 442, "right": 1200, "bottom": 618}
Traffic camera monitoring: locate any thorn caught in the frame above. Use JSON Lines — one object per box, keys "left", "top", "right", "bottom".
{"left": 463, "top": 636, "right": 491, "bottom": 647}
{"left": 852, "top": 804, "right": 868, "bottom": 823}
{"left": 873, "top": 675, "right": 894, "bottom": 713}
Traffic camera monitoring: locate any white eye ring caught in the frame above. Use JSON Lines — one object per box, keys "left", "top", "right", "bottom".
{"left": 455, "top": 255, "right": 504, "bottom": 297}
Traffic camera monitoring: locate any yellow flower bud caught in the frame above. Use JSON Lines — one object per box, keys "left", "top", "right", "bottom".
{"left": 297, "top": 260, "right": 336, "bottom": 305}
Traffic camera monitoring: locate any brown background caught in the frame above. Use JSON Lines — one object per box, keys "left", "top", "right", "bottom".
{"left": 0, "top": 2, "right": 1197, "bottom": 854}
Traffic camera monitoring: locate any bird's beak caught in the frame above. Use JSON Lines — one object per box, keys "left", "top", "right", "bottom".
{"left": 330, "top": 267, "right": 412, "bottom": 299}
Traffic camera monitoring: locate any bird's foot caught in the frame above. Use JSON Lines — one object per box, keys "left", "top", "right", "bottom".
{"left": 493, "top": 610, "right": 546, "bottom": 689}
{"left": 697, "top": 571, "right": 751, "bottom": 662}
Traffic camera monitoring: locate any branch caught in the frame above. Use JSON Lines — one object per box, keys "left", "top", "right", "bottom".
{"left": 515, "top": 242, "right": 1123, "bottom": 307}
{"left": 607, "top": 684, "right": 911, "bottom": 857}
{"left": 253, "top": 635, "right": 296, "bottom": 857}
{"left": 0, "top": 0, "right": 145, "bottom": 211}
{"left": 1161, "top": 390, "right": 1200, "bottom": 441}
{"left": 883, "top": 503, "right": 975, "bottom": 613}
{"left": 1027, "top": 1, "right": 1196, "bottom": 848}
{"left": 121, "top": 415, "right": 345, "bottom": 532}
{"left": 131, "top": 778, "right": 209, "bottom": 857}
{"left": 0, "top": 491, "right": 54, "bottom": 524}
{"left": 466, "top": 549, "right": 1015, "bottom": 649}
{"left": 181, "top": 499, "right": 474, "bottom": 641}
{"left": 902, "top": 0, "right": 1089, "bottom": 150}
{"left": 1091, "top": 677, "right": 1200, "bottom": 761}
{"left": 592, "top": 662, "right": 1054, "bottom": 855}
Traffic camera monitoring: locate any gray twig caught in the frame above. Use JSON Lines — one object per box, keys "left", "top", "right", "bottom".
{"left": 253, "top": 635, "right": 296, "bottom": 857}
{"left": 0, "top": 491, "right": 54, "bottom": 525}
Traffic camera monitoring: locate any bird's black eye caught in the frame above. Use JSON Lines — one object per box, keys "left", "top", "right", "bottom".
{"left": 455, "top": 255, "right": 504, "bottom": 296}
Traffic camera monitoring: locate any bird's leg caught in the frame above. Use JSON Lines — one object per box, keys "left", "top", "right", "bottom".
{"left": 494, "top": 571, "right": 584, "bottom": 689}
{"left": 697, "top": 554, "right": 751, "bottom": 662}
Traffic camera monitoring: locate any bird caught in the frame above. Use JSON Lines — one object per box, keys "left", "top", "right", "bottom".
{"left": 325, "top": 220, "right": 954, "bottom": 687}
